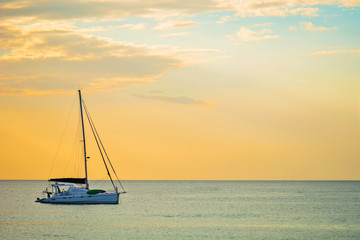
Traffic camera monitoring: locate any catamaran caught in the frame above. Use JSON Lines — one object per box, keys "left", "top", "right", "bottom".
{"left": 36, "top": 90, "right": 126, "bottom": 204}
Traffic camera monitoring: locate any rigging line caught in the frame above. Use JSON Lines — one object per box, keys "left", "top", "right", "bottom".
{"left": 71, "top": 113, "right": 81, "bottom": 177}
{"left": 82, "top": 99, "right": 117, "bottom": 191}
{"left": 85, "top": 110, "right": 126, "bottom": 192}
{"left": 75, "top": 113, "right": 82, "bottom": 178}
{"left": 82, "top": 101, "right": 126, "bottom": 193}
{"left": 66, "top": 110, "right": 82, "bottom": 178}
{"left": 82, "top": 100, "right": 125, "bottom": 192}
{"left": 48, "top": 94, "right": 77, "bottom": 179}
{"left": 82, "top": 100, "right": 118, "bottom": 192}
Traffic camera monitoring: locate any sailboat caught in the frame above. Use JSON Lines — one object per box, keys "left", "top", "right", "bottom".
{"left": 36, "top": 90, "right": 126, "bottom": 204}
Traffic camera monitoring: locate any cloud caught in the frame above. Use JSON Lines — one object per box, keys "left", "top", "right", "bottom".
{"left": 338, "top": 0, "right": 360, "bottom": 7}
{"left": 135, "top": 94, "right": 210, "bottom": 106}
{"left": 145, "top": 46, "right": 219, "bottom": 64}
{"left": 214, "top": 0, "right": 320, "bottom": 17}
{"left": 311, "top": 49, "right": 360, "bottom": 56}
{"left": 226, "top": 26, "right": 278, "bottom": 42}
{"left": 0, "top": 23, "right": 216, "bottom": 96}
{"left": 216, "top": 16, "right": 232, "bottom": 24}
{"left": 0, "top": 27, "right": 154, "bottom": 61}
{"left": 0, "top": 0, "right": 358, "bottom": 96}
{"left": 85, "top": 77, "right": 158, "bottom": 93}
{"left": 250, "top": 23, "right": 274, "bottom": 28}
{"left": 0, "top": 87, "right": 74, "bottom": 96}
{"left": 214, "top": 0, "right": 360, "bottom": 18}
{"left": 0, "top": 16, "right": 146, "bottom": 36}
{"left": 152, "top": 18, "right": 197, "bottom": 30}
{"left": 0, "top": 0, "right": 214, "bottom": 22}
{"left": 159, "top": 32, "right": 189, "bottom": 38}
{"left": 120, "top": 23, "right": 147, "bottom": 30}
{"left": 0, "top": 0, "right": 358, "bottom": 24}
{"left": 299, "top": 22, "right": 337, "bottom": 31}
{"left": 288, "top": 26, "right": 298, "bottom": 31}
{"left": 0, "top": 1, "right": 32, "bottom": 10}
{"left": 0, "top": 74, "right": 160, "bottom": 96}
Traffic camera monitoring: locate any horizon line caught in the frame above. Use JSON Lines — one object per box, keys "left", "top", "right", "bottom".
{"left": 0, "top": 179, "right": 359, "bottom": 181}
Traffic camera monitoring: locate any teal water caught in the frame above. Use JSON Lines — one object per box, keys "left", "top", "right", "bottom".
{"left": 0, "top": 181, "right": 359, "bottom": 239}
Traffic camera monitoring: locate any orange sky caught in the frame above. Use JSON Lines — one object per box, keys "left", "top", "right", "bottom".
{"left": 0, "top": 0, "right": 359, "bottom": 180}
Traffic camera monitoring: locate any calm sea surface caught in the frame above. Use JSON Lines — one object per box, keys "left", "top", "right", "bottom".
{"left": 0, "top": 180, "right": 359, "bottom": 239}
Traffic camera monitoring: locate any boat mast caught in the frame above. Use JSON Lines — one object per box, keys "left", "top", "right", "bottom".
{"left": 78, "top": 90, "right": 89, "bottom": 189}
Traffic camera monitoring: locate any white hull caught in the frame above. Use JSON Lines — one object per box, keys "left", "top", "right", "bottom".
{"left": 36, "top": 192, "right": 119, "bottom": 204}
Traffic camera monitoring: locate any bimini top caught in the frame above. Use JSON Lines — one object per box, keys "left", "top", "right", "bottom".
{"left": 48, "top": 178, "right": 86, "bottom": 184}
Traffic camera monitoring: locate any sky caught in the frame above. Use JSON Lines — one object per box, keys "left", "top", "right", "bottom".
{"left": 0, "top": 0, "right": 359, "bottom": 180}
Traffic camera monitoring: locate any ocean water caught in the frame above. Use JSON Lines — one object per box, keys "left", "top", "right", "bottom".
{"left": 0, "top": 181, "right": 359, "bottom": 239}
